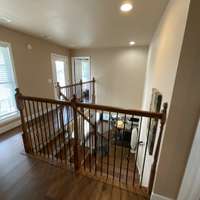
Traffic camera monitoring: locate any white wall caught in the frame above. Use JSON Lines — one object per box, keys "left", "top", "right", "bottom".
{"left": 71, "top": 47, "right": 148, "bottom": 109}
{"left": 137, "top": 0, "right": 190, "bottom": 188}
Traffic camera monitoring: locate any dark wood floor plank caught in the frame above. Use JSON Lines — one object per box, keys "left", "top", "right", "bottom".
{"left": 0, "top": 128, "right": 147, "bottom": 200}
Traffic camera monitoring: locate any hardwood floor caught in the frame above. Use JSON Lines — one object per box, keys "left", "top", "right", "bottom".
{"left": 0, "top": 127, "right": 147, "bottom": 200}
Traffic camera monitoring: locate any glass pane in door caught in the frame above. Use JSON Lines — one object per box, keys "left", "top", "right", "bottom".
{"left": 82, "top": 60, "right": 90, "bottom": 82}
{"left": 55, "top": 60, "right": 66, "bottom": 87}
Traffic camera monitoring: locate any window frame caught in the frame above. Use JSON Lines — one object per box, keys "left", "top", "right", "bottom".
{"left": 0, "top": 41, "right": 19, "bottom": 124}
{"left": 71, "top": 56, "right": 91, "bottom": 84}
{"left": 51, "top": 53, "right": 69, "bottom": 99}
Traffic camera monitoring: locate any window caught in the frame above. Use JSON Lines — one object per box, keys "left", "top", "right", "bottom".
{"left": 82, "top": 60, "right": 90, "bottom": 82}
{"left": 55, "top": 60, "right": 66, "bottom": 87}
{"left": 51, "top": 54, "right": 69, "bottom": 99}
{"left": 0, "top": 42, "right": 17, "bottom": 121}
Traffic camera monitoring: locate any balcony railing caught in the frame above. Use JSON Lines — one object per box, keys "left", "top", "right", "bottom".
{"left": 56, "top": 78, "right": 95, "bottom": 103}
{"left": 15, "top": 88, "right": 167, "bottom": 198}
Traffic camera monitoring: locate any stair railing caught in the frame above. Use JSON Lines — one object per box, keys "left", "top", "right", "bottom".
{"left": 56, "top": 78, "right": 95, "bottom": 103}
{"left": 15, "top": 88, "right": 167, "bottom": 198}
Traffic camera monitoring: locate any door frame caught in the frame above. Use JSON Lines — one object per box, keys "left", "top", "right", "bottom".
{"left": 51, "top": 53, "right": 69, "bottom": 99}
{"left": 71, "top": 56, "right": 91, "bottom": 84}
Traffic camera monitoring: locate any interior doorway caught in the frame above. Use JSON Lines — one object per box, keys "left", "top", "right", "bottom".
{"left": 72, "top": 57, "right": 91, "bottom": 83}
{"left": 51, "top": 54, "right": 69, "bottom": 98}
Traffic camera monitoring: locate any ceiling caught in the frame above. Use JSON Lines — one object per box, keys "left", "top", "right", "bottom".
{"left": 0, "top": 0, "right": 169, "bottom": 48}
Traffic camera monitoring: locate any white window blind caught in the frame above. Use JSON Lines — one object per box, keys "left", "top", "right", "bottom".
{"left": 0, "top": 44, "right": 17, "bottom": 120}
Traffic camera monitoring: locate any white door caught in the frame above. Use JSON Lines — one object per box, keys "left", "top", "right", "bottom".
{"left": 72, "top": 57, "right": 91, "bottom": 83}
{"left": 51, "top": 54, "right": 69, "bottom": 98}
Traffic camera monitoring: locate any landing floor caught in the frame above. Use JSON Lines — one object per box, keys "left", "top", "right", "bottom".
{"left": 0, "top": 127, "right": 147, "bottom": 200}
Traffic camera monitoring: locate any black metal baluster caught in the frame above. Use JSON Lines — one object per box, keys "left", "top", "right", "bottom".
{"left": 100, "top": 110, "right": 103, "bottom": 176}
{"left": 28, "top": 100, "right": 38, "bottom": 154}
{"left": 36, "top": 101, "right": 45, "bottom": 156}
{"left": 32, "top": 101, "right": 41, "bottom": 155}
{"left": 126, "top": 114, "right": 134, "bottom": 185}
{"left": 119, "top": 114, "right": 127, "bottom": 183}
{"left": 60, "top": 106, "right": 68, "bottom": 163}
{"left": 83, "top": 108, "right": 86, "bottom": 170}
{"left": 55, "top": 104, "right": 63, "bottom": 162}
{"left": 133, "top": 116, "right": 143, "bottom": 185}
{"left": 45, "top": 102, "right": 54, "bottom": 160}
{"left": 113, "top": 112, "right": 119, "bottom": 181}
{"left": 89, "top": 108, "right": 92, "bottom": 172}
{"left": 40, "top": 102, "right": 50, "bottom": 158}
{"left": 24, "top": 101, "right": 33, "bottom": 154}
{"left": 66, "top": 106, "right": 72, "bottom": 167}
{"left": 94, "top": 109, "right": 97, "bottom": 175}
{"left": 51, "top": 103, "right": 58, "bottom": 161}
{"left": 107, "top": 112, "right": 111, "bottom": 179}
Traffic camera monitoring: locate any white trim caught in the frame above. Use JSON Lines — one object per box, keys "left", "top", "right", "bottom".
{"left": 0, "top": 41, "right": 19, "bottom": 124}
{"left": 0, "top": 119, "right": 21, "bottom": 134}
{"left": 71, "top": 56, "right": 91, "bottom": 84}
{"left": 51, "top": 53, "right": 69, "bottom": 99}
{"left": 0, "top": 112, "right": 20, "bottom": 124}
{"left": 151, "top": 193, "right": 174, "bottom": 200}
{"left": 0, "top": 40, "right": 19, "bottom": 87}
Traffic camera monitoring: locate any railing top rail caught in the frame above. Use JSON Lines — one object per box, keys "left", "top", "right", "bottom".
{"left": 16, "top": 93, "right": 164, "bottom": 120}
{"left": 18, "top": 95, "right": 71, "bottom": 106}
{"left": 59, "top": 79, "right": 95, "bottom": 89}
{"left": 75, "top": 102, "right": 164, "bottom": 119}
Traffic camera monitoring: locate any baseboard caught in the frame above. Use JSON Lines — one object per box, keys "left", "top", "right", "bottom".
{"left": 0, "top": 119, "right": 21, "bottom": 134}
{"left": 151, "top": 193, "right": 174, "bottom": 200}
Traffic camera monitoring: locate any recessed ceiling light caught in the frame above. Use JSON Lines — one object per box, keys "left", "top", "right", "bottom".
{"left": 129, "top": 41, "right": 135, "bottom": 46}
{"left": 120, "top": 3, "right": 133, "bottom": 12}
{"left": 0, "top": 16, "right": 12, "bottom": 23}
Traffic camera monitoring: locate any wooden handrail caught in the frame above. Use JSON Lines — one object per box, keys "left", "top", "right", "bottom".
{"left": 60, "top": 91, "right": 69, "bottom": 101}
{"left": 75, "top": 102, "right": 163, "bottom": 119}
{"left": 60, "top": 79, "right": 95, "bottom": 89}
{"left": 57, "top": 78, "right": 96, "bottom": 104}
{"left": 17, "top": 93, "right": 163, "bottom": 119}
{"left": 16, "top": 88, "right": 168, "bottom": 196}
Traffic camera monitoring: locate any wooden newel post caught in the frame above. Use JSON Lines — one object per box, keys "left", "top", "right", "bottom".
{"left": 15, "top": 88, "right": 30, "bottom": 153}
{"left": 148, "top": 102, "right": 168, "bottom": 196}
{"left": 80, "top": 79, "right": 83, "bottom": 101}
{"left": 71, "top": 95, "right": 81, "bottom": 173}
{"left": 56, "top": 82, "right": 61, "bottom": 100}
{"left": 92, "top": 77, "right": 95, "bottom": 103}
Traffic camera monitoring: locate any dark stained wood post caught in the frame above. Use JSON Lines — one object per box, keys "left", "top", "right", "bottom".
{"left": 71, "top": 94, "right": 81, "bottom": 173}
{"left": 15, "top": 88, "right": 30, "bottom": 153}
{"left": 56, "top": 82, "right": 61, "bottom": 100}
{"left": 80, "top": 79, "right": 83, "bottom": 101}
{"left": 148, "top": 102, "right": 168, "bottom": 195}
{"left": 92, "top": 77, "right": 95, "bottom": 103}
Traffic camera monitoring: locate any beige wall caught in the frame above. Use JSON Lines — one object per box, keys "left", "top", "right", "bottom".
{"left": 154, "top": 0, "right": 200, "bottom": 198}
{"left": 71, "top": 47, "right": 148, "bottom": 109}
{"left": 143, "top": 0, "right": 190, "bottom": 110}
{"left": 0, "top": 26, "right": 69, "bottom": 129}
{"left": 139, "top": 0, "right": 190, "bottom": 190}
{"left": 0, "top": 25, "right": 69, "bottom": 98}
